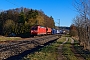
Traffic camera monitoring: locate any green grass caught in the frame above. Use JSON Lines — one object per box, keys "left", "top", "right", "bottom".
{"left": 22, "top": 37, "right": 66, "bottom": 60}
{"left": 22, "top": 44, "right": 57, "bottom": 60}
{"left": 62, "top": 38, "right": 78, "bottom": 60}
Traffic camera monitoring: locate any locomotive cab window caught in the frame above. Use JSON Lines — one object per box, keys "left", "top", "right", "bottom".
{"left": 31, "top": 27, "right": 38, "bottom": 30}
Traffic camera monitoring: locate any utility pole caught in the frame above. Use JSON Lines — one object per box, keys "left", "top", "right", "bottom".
{"left": 58, "top": 19, "right": 60, "bottom": 29}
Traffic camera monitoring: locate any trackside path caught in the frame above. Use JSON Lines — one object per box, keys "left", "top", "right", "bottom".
{"left": 70, "top": 38, "right": 85, "bottom": 60}
{"left": 57, "top": 37, "right": 68, "bottom": 60}
{"left": 70, "top": 38, "right": 74, "bottom": 44}
{"left": 58, "top": 37, "right": 85, "bottom": 60}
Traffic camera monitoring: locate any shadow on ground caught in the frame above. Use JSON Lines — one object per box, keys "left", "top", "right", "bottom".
{"left": 6, "top": 39, "right": 58, "bottom": 60}
{"left": 74, "top": 42, "right": 90, "bottom": 59}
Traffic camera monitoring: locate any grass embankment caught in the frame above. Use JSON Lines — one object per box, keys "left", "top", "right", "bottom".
{"left": 62, "top": 37, "right": 90, "bottom": 60}
{"left": 74, "top": 40, "right": 90, "bottom": 60}
{"left": 0, "top": 36, "right": 22, "bottom": 41}
{"left": 22, "top": 37, "right": 66, "bottom": 60}
{"left": 62, "top": 38, "right": 78, "bottom": 60}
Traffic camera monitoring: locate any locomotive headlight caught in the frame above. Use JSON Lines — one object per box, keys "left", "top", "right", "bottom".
{"left": 31, "top": 30, "right": 33, "bottom": 33}
{"left": 35, "top": 30, "right": 37, "bottom": 32}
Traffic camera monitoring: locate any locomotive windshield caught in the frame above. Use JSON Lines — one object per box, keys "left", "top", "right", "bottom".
{"left": 31, "top": 26, "right": 38, "bottom": 30}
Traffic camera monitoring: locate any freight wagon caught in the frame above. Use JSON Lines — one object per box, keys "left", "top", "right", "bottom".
{"left": 46, "top": 27, "right": 52, "bottom": 34}
{"left": 52, "top": 28, "right": 57, "bottom": 34}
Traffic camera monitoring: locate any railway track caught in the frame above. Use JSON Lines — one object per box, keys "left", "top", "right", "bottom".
{"left": 0, "top": 35, "right": 59, "bottom": 60}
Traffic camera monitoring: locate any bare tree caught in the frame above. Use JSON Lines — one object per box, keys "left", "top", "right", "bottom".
{"left": 73, "top": 0, "right": 90, "bottom": 50}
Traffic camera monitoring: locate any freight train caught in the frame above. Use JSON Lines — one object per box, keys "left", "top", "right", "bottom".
{"left": 31, "top": 25, "right": 63, "bottom": 36}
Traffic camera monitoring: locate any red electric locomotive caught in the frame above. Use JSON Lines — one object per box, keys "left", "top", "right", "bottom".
{"left": 31, "top": 25, "right": 47, "bottom": 35}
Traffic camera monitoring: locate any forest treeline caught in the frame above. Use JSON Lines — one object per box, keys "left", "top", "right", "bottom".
{"left": 70, "top": 0, "right": 90, "bottom": 51}
{"left": 0, "top": 7, "right": 55, "bottom": 36}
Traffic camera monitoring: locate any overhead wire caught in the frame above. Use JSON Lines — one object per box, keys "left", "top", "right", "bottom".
{"left": 4, "top": 0, "right": 25, "bottom": 13}
{"left": 5, "top": 0, "right": 20, "bottom": 7}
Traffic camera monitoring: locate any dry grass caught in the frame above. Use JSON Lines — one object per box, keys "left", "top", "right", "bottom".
{"left": 0, "top": 36, "right": 22, "bottom": 41}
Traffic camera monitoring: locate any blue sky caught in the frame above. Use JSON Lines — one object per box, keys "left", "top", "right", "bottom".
{"left": 0, "top": 0, "right": 78, "bottom": 27}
